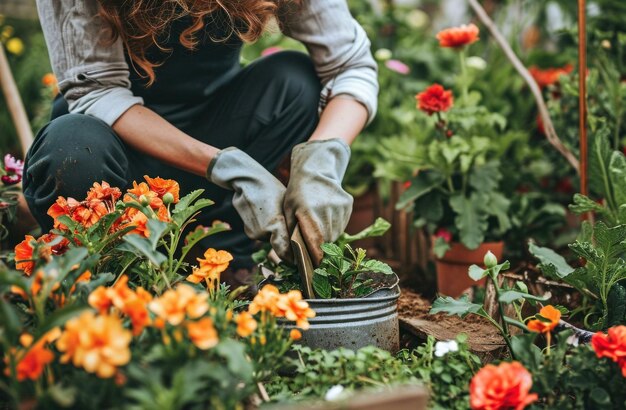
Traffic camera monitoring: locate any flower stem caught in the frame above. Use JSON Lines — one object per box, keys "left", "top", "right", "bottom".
{"left": 459, "top": 50, "right": 469, "bottom": 104}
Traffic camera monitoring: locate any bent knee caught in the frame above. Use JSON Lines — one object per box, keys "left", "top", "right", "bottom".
{"left": 261, "top": 51, "right": 322, "bottom": 107}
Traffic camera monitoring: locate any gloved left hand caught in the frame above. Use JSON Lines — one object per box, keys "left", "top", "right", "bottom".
{"left": 283, "top": 139, "right": 354, "bottom": 265}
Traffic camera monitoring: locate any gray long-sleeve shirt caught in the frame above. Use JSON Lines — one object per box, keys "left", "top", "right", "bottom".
{"left": 35, "top": 0, "right": 379, "bottom": 127}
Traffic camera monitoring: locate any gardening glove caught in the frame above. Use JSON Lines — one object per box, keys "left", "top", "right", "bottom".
{"left": 207, "top": 148, "right": 291, "bottom": 260}
{"left": 284, "top": 139, "right": 354, "bottom": 266}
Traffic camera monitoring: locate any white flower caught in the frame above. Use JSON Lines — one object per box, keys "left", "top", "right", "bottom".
{"left": 467, "top": 56, "right": 487, "bottom": 71}
{"left": 566, "top": 334, "right": 580, "bottom": 347}
{"left": 325, "top": 385, "right": 345, "bottom": 401}
{"left": 406, "top": 9, "right": 429, "bottom": 29}
{"left": 434, "top": 340, "right": 459, "bottom": 357}
{"left": 375, "top": 48, "right": 392, "bottom": 62}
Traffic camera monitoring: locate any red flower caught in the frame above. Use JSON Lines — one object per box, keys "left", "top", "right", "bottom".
{"left": 416, "top": 84, "right": 454, "bottom": 115}
{"left": 591, "top": 325, "right": 626, "bottom": 377}
{"left": 434, "top": 228, "right": 452, "bottom": 243}
{"left": 470, "top": 361, "right": 538, "bottom": 410}
{"left": 528, "top": 64, "right": 573, "bottom": 88}
{"left": 436, "top": 23, "right": 480, "bottom": 48}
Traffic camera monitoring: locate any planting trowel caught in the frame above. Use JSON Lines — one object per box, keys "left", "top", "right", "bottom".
{"left": 290, "top": 225, "right": 315, "bottom": 299}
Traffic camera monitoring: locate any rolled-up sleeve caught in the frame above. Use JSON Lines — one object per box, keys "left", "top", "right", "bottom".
{"left": 36, "top": 0, "right": 143, "bottom": 126}
{"left": 278, "top": 0, "right": 379, "bottom": 124}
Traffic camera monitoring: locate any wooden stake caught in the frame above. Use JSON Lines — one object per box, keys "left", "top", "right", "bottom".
{"left": 578, "top": 0, "right": 588, "bottom": 198}
{"left": 0, "top": 43, "right": 34, "bottom": 157}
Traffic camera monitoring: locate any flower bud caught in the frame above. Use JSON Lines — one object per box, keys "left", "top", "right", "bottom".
{"left": 375, "top": 48, "right": 392, "bottom": 62}
{"left": 484, "top": 251, "right": 497, "bottom": 268}
{"left": 139, "top": 195, "right": 150, "bottom": 206}
{"left": 162, "top": 192, "right": 175, "bottom": 205}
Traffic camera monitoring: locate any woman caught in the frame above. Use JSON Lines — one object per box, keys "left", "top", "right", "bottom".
{"left": 25, "top": 0, "right": 378, "bottom": 274}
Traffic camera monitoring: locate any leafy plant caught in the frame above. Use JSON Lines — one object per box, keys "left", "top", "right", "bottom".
{"left": 255, "top": 218, "right": 395, "bottom": 299}
{"left": 530, "top": 222, "right": 626, "bottom": 330}
{"left": 431, "top": 251, "right": 551, "bottom": 357}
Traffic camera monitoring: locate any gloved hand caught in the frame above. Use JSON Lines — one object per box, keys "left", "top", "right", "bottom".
{"left": 207, "top": 148, "right": 291, "bottom": 260}
{"left": 284, "top": 139, "right": 354, "bottom": 265}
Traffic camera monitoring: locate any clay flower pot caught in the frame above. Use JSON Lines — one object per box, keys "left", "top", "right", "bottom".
{"left": 435, "top": 241, "right": 504, "bottom": 297}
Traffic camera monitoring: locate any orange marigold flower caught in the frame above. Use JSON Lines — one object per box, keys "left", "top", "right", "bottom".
{"left": 276, "top": 290, "right": 316, "bottom": 330}
{"left": 4, "top": 330, "right": 59, "bottom": 381}
{"left": 148, "top": 284, "right": 209, "bottom": 326}
{"left": 14, "top": 235, "right": 36, "bottom": 275}
{"left": 527, "top": 305, "right": 561, "bottom": 334}
{"left": 121, "top": 208, "right": 150, "bottom": 238}
{"left": 187, "top": 317, "right": 219, "bottom": 349}
{"left": 591, "top": 325, "right": 626, "bottom": 377}
{"left": 235, "top": 311, "right": 258, "bottom": 337}
{"left": 416, "top": 84, "right": 454, "bottom": 116}
{"left": 249, "top": 284, "right": 283, "bottom": 317}
{"left": 187, "top": 249, "right": 233, "bottom": 290}
{"left": 290, "top": 329, "right": 302, "bottom": 341}
{"left": 88, "top": 276, "right": 152, "bottom": 336}
{"left": 86, "top": 181, "right": 122, "bottom": 202}
{"left": 528, "top": 64, "right": 573, "bottom": 88}
{"left": 144, "top": 175, "right": 180, "bottom": 203}
{"left": 470, "top": 361, "right": 538, "bottom": 410}
{"left": 56, "top": 311, "right": 132, "bottom": 378}
{"left": 125, "top": 181, "right": 163, "bottom": 210}
{"left": 436, "top": 23, "right": 480, "bottom": 48}
{"left": 47, "top": 197, "right": 75, "bottom": 229}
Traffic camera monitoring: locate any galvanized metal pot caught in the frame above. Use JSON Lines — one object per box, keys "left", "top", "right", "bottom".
{"left": 283, "top": 286, "right": 401, "bottom": 352}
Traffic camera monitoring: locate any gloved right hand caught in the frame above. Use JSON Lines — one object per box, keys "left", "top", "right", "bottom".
{"left": 207, "top": 147, "right": 291, "bottom": 260}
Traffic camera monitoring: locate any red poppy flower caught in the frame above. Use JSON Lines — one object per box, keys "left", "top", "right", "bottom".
{"left": 416, "top": 84, "right": 454, "bottom": 115}
{"left": 436, "top": 23, "right": 480, "bottom": 48}
{"left": 592, "top": 325, "right": 626, "bottom": 377}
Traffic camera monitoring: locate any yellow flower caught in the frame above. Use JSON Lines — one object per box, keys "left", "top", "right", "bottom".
{"left": 148, "top": 284, "right": 209, "bottom": 326}
{"left": 5, "top": 38, "right": 24, "bottom": 56}
{"left": 248, "top": 284, "right": 283, "bottom": 316}
{"left": 235, "top": 311, "right": 257, "bottom": 337}
{"left": 56, "top": 311, "right": 131, "bottom": 378}
{"left": 186, "top": 249, "right": 233, "bottom": 291}
{"left": 187, "top": 318, "right": 219, "bottom": 350}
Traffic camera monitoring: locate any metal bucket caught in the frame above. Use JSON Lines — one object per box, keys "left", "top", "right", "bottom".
{"left": 283, "top": 286, "right": 401, "bottom": 352}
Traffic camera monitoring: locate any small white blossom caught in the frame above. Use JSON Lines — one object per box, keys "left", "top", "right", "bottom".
{"left": 325, "top": 385, "right": 345, "bottom": 401}
{"left": 406, "top": 9, "right": 429, "bottom": 29}
{"left": 434, "top": 340, "right": 459, "bottom": 357}
{"left": 566, "top": 334, "right": 580, "bottom": 347}
{"left": 375, "top": 48, "right": 392, "bottom": 62}
{"left": 467, "top": 56, "right": 487, "bottom": 71}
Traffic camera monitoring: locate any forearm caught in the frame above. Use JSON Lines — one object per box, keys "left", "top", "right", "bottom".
{"left": 309, "top": 96, "right": 368, "bottom": 145}
{"left": 112, "top": 105, "right": 219, "bottom": 177}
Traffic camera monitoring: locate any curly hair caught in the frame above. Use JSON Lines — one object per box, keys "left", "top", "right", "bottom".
{"left": 98, "top": 0, "right": 291, "bottom": 85}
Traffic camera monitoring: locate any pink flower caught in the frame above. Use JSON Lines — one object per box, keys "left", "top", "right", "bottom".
{"left": 261, "top": 46, "right": 283, "bottom": 57}
{"left": 435, "top": 228, "right": 452, "bottom": 243}
{"left": 4, "top": 154, "right": 23, "bottom": 177}
{"left": 385, "top": 59, "right": 410, "bottom": 75}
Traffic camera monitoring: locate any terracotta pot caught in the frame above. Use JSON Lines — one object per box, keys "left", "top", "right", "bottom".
{"left": 435, "top": 241, "right": 504, "bottom": 297}
{"left": 345, "top": 189, "right": 377, "bottom": 249}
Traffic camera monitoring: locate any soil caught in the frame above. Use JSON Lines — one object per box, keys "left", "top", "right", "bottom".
{"left": 397, "top": 288, "right": 506, "bottom": 361}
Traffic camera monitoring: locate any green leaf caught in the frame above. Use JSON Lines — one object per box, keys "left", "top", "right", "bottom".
{"left": 609, "top": 151, "right": 626, "bottom": 209}
{"left": 214, "top": 340, "right": 254, "bottom": 378}
{"left": 433, "top": 236, "right": 451, "bottom": 259}
{"left": 320, "top": 243, "right": 344, "bottom": 258}
{"left": 396, "top": 171, "right": 445, "bottom": 210}
{"left": 430, "top": 296, "right": 485, "bottom": 318}
{"left": 122, "top": 235, "right": 167, "bottom": 267}
{"left": 172, "top": 190, "right": 215, "bottom": 226}
{"left": 469, "top": 161, "right": 501, "bottom": 194}
{"left": 528, "top": 242, "right": 575, "bottom": 278}
{"left": 450, "top": 194, "right": 488, "bottom": 250}
{"left": 468, "top": 265, "right": 486, "bottom": 281}
{"left": 498, "top": 290, "right": 550, "bottom": 304}
{"left": 361, "top": 259, "right": 394, "bottom": 275}
{"left": 338, "top": 217, "right": 391, "bottom": 245}
{"left": 569, "top": 193, "right": 608, "bottom": 216}
{"left": 313, "top": 272, "right": 332, "bottom": 299}
{"left": 146, "top": 219, "right": 169, "bottom": 248}
{"left": 181, "top": 221, "right": 231, "bottom": 257}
